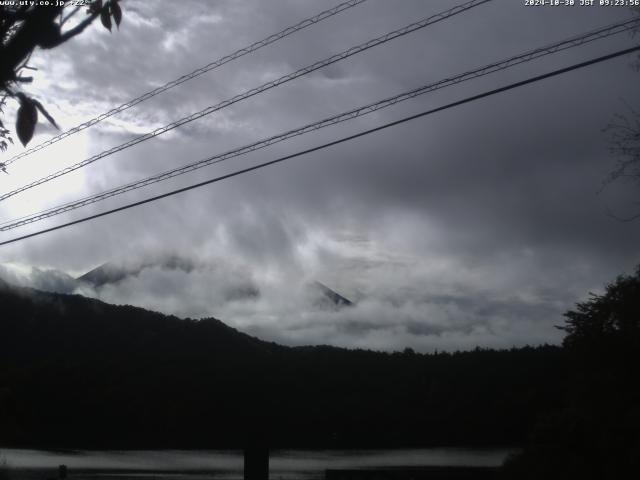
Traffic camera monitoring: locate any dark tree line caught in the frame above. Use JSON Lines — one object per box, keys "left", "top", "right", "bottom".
{"left": 0, "top": 278, "right": 566, "bottom": 449}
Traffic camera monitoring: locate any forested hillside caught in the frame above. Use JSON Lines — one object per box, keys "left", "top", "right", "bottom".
{"left": 0, "top": 279, "right": 565, "bottom": 449}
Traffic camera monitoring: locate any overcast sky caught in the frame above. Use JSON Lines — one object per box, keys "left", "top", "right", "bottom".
{"left": 1, "top": 0, "right": 639, "bottom": 351}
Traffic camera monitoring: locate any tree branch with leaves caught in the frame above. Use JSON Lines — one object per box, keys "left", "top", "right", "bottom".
{"left": 0, "top": 0, "right": 123, "bottom": 153}
{"left": 601, "top": 6, "right": 640, "bottom": 221}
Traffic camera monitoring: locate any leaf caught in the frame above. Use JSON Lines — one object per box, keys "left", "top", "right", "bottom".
{"left": 16, "top": 96, "right": 38, "bottom": 147}
{"left": 32, "top": 100, "right": 59, "bottom": 129}
{"left": 111, "top": 0, "right": 122, "bottom": 28}
{"left": 101, "top": 4, "right": 112, "bottom": 31}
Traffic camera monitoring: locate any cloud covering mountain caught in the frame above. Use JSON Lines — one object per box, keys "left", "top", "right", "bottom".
{"left": 0, "top": 0, "right": 639, "bottom": 351}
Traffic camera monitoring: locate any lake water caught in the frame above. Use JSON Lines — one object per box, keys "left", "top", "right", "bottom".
{"left": 0, "top": 448, "right": 513, "bottom": 480}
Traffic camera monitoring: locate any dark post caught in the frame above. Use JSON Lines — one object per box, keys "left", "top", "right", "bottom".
{"left": 243, "top": 446, "right": 269, "bottom": 480}
{"left": 58, "top": 465, "right": 67, "bottom": 480}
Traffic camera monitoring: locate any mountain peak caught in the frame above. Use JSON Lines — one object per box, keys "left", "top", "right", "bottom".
{"left": 312, "top": 281, "right": 354, "bottom": 307}
{"left": 77, "top": 254, "right": 197, "bottom": 287}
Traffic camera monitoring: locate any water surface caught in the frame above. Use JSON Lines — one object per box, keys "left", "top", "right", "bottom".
{"left": 1, "top": 448, "right": 512, "bottom": 480}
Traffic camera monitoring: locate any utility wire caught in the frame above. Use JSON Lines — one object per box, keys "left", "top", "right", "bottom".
{"left": 1, "top": 17, "right": 637, "bottom": 231}
{"left": 1, "top": 45, "right": 638, "bottom": 248}
{"left": 3, "top": 0, "right": 371, "bottom": 167}
{"left": 0, "top": 0, "right": 492, "bottom": 203}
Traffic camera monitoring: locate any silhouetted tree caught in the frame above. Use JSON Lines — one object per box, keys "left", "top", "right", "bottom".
{"left": 0, "top": 0, "right": 122, "bottom": 151}
{"left": 503, "top": 265, "right": 640, "bottom": 480}
{"left": 562, "top": 265, "right": 640, "bottom": 350}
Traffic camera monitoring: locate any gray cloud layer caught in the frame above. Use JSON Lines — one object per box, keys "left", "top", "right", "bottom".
{"left": 0, "top": 0, "right": 639, "bottom": 351}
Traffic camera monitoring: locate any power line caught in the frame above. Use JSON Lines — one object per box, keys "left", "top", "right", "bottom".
{"left": 0, "top": 0, "right": 492, "bottom": 203}
{"left": 3, "top": 0, "right": 371, "bottom": 167}
{"left": 1, "top": 17, "right": 637, "bottom": 232}
{"left": 1, "top": 45, "right": 638, "bottom": 248}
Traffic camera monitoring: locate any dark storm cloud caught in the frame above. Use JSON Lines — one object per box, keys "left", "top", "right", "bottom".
{"left": 0, "top": 0, "right": 639, "bottom": 351}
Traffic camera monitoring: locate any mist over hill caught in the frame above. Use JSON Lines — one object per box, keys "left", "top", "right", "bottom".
{"left": 0, "top": 250, "right": 567, "bottom": 352}
{"left": 0, "top": 254, "right": 353, "bottom": 320}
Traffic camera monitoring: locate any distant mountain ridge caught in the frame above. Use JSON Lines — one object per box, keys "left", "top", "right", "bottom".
{"left": 77, "top": 255, "right": 198, "bottom": 287}
{"left": 0, "top": 263, "right": 78, "bottom": 294}
{"left": 76, "top": 255, "right": 352, "bottom": 307}
{"left": 0, "top": 256, "right": 354, "bottom": 311}
{"left": 312, "top": 281, "right": 354, "bottom": 307}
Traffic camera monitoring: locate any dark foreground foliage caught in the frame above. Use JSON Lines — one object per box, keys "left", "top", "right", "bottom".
{"left": 502, "top": 266, "right": 640, "bottom": 480}
{"left": 0, "top": 278, "right": 565, "bottom": 449}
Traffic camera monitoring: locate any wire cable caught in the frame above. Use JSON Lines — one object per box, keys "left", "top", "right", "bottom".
{"left": 3, "top": 0, "right": 371, "bottom": 167}
{"left": 0, "top": 0, "right": 492, "bottom": 202}
{"left": 1, "top": 45, "right": 638, "bottom": 247}
{"left": 1, "top": 17, "right": 637, "bottom": 231}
